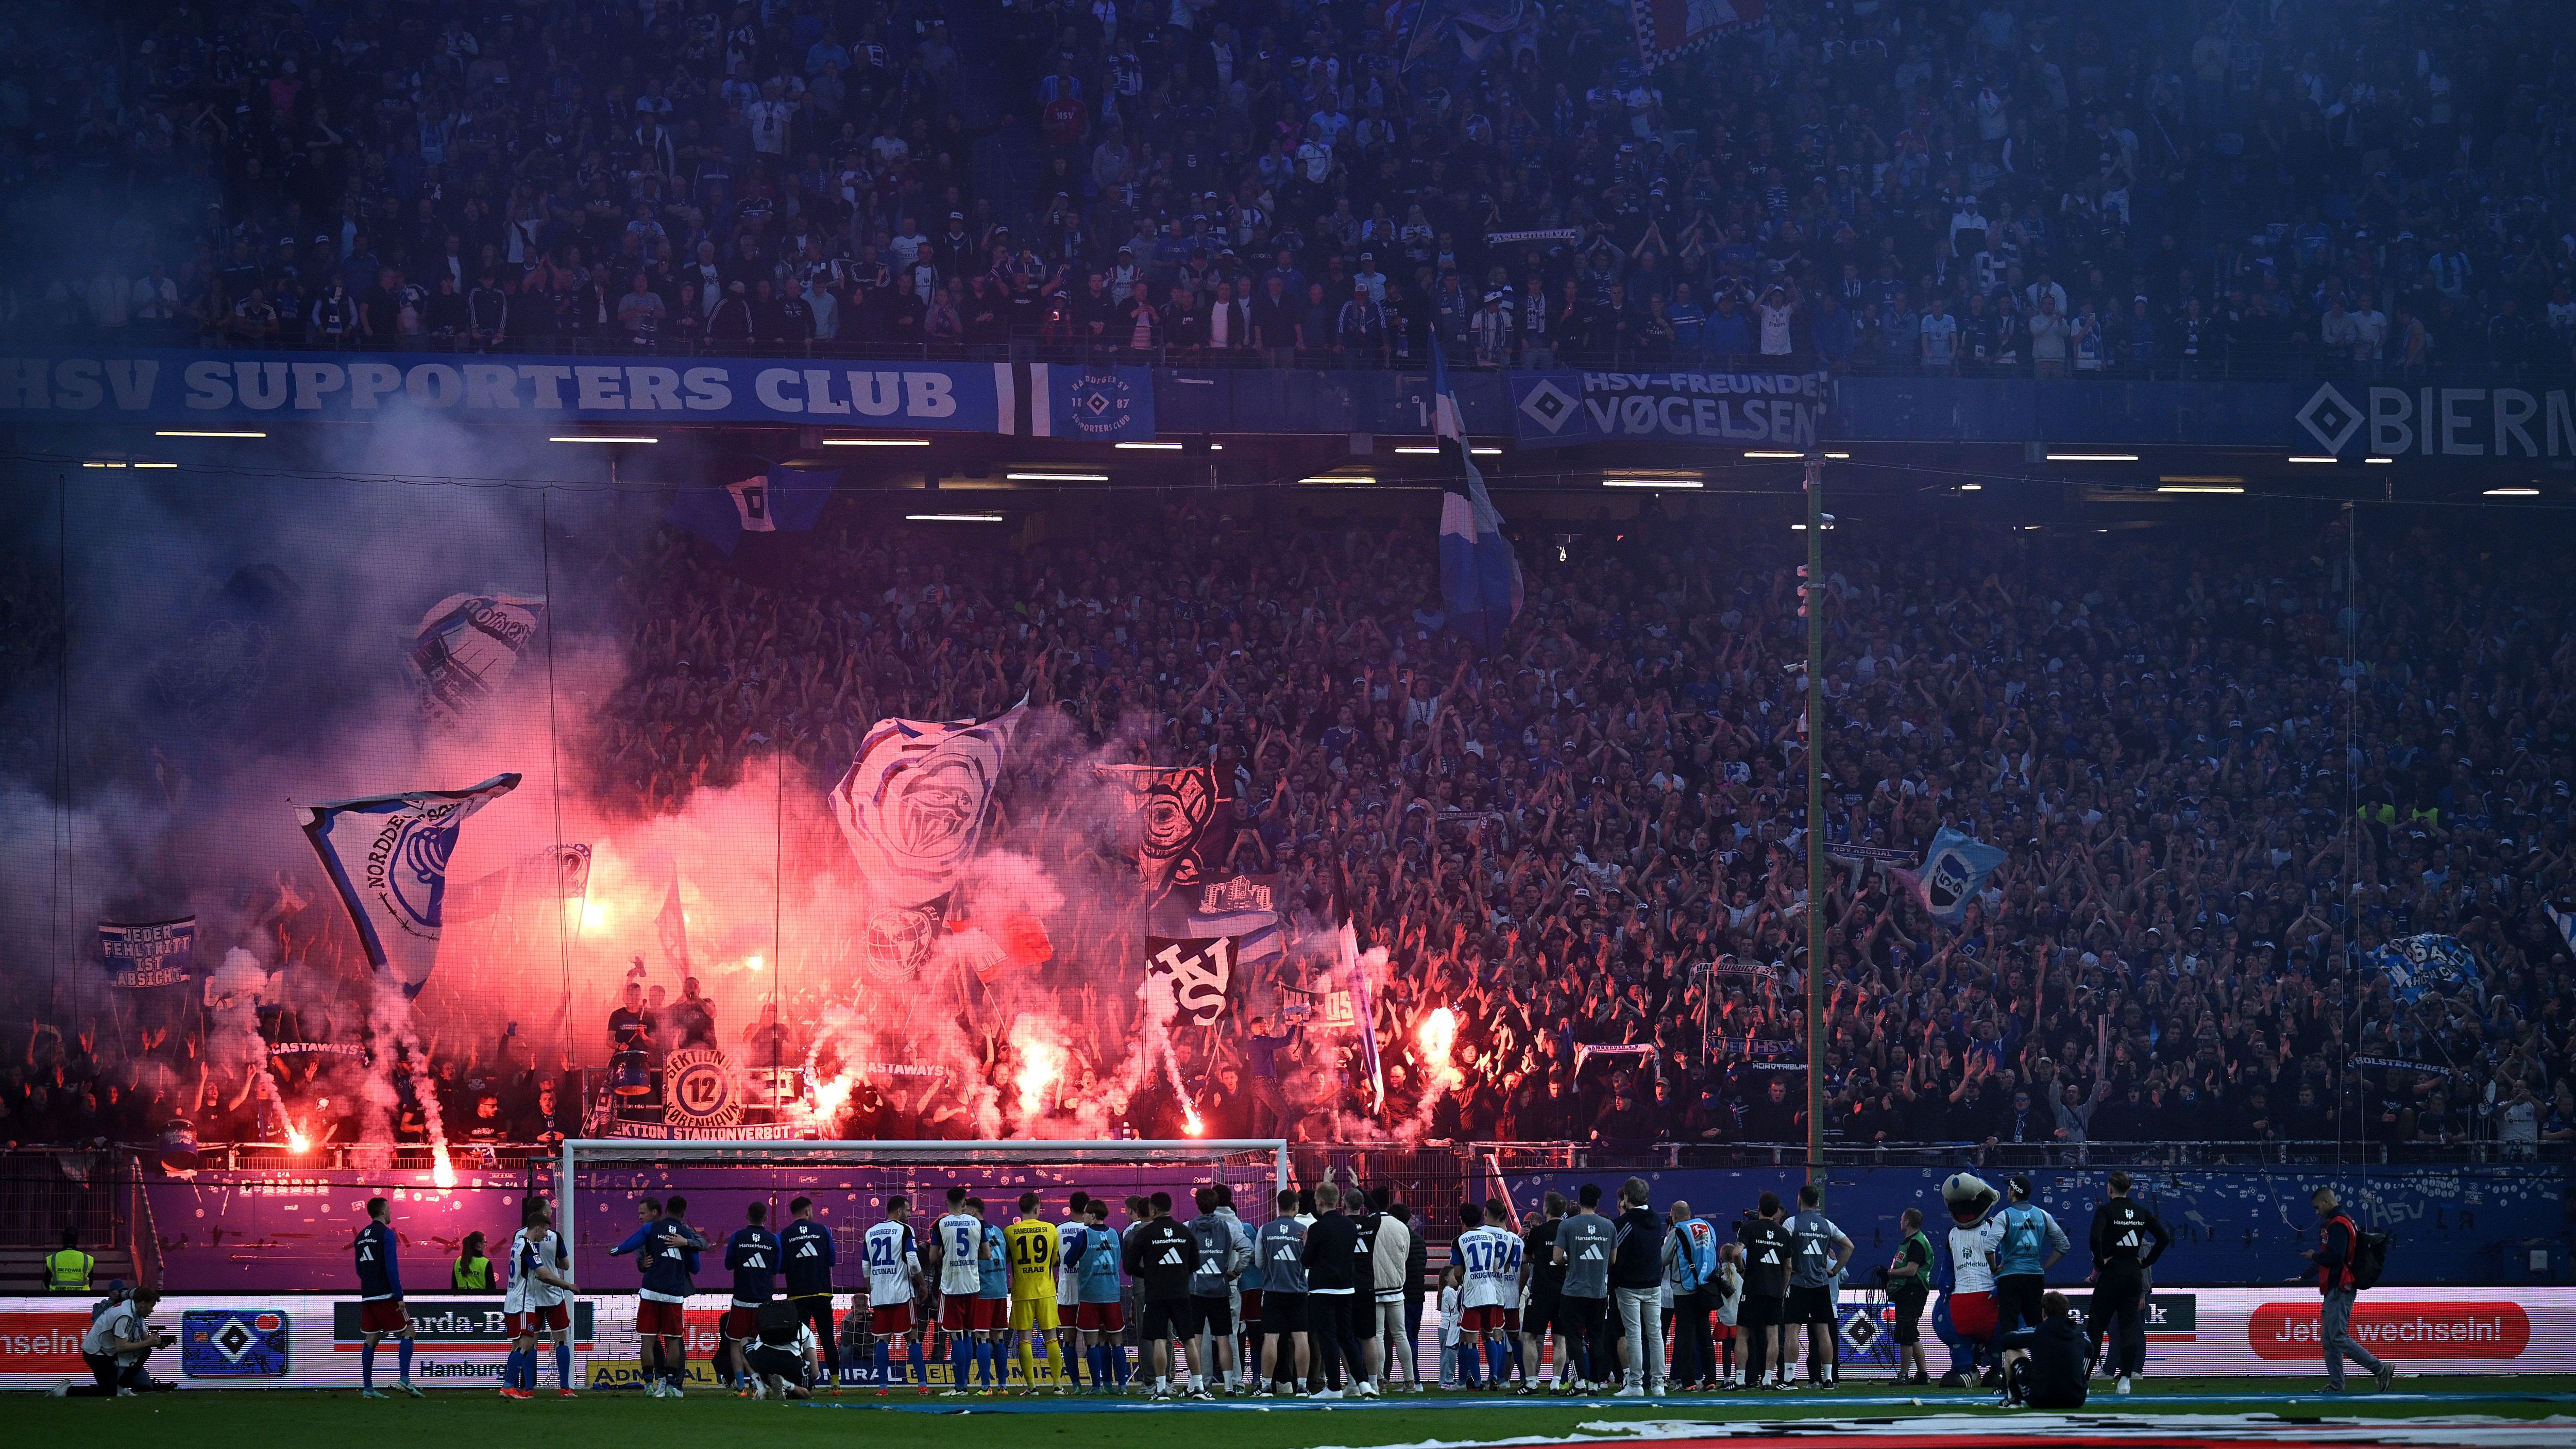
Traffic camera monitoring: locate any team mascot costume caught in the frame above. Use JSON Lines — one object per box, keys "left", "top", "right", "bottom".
{"left": 1937, "top": 1171, "right": 2003, "bottom": 1387}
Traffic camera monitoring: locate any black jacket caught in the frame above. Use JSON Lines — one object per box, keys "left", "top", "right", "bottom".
{"left": 1124, "top": 1216, "right": 1200, "bottom": 1301}
{"left": 2000, "top": 1315, "right": 2091, "bottom": 1406}
{"left": 1300, "top": 1209, "right": 1361, "bottom": 1292}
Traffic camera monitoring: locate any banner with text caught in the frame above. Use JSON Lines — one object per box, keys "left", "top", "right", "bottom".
{"left": 0, "top": 350, "right": 1151, "bottom": 439}
{"left": 100, "top": 917, "right": 195, "bottom": 988}
{"left": 1509, "top": 369, "right": 1827, "bottom": 449}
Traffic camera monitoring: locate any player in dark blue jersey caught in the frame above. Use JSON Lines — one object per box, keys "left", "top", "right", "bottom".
{"left": 781, "top": 1195, "right": 842, "bottom": 1390}
{"left": 611, "top": 1194, "right": 709, "bottom": 1397}
{"left": 351, "top": 1195, "right": 423, "bottom": 1397}
{"left": 722, "top": 1202, "right": 784, "bottom": 1396}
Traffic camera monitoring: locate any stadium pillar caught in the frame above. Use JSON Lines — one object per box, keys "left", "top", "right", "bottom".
{"left": 1803, "top": 457, "right": 1825, "bottom": 1188}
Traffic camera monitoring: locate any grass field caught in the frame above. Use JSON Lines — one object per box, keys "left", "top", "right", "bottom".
{"left": 13, "top": 1377, "right": 2575, "bottom": 1449}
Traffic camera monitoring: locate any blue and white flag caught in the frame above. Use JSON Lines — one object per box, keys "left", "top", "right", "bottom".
{"left": 1431, "top": 339, "right": 1522, "bottom": 652}
{"left": 297, "top": 773, "right": 521, "bottom": 997}
{"left": 2546, "top": 903, "right": 2576, "bottom": 957}
{"left": 668, "top": 464, "right": 837, "bottom": 554}
{"left": 1910, "top": 827, "right": 2006, "bottom": 927}
{"left": 2370, "top": 933, "right": 2483, "bottom": 1006}
{"left": 409, "top": 592, "right": 544, "bottom": 728}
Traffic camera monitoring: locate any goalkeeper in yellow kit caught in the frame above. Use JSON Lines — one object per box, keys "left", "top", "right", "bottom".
{"left": 1004, "top": 1190, "right": 1065, "bottom": 1391}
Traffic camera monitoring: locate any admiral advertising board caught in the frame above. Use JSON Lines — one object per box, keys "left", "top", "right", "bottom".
{"left": 2, "top": 1287, "right": 2569, "bottom": 1388}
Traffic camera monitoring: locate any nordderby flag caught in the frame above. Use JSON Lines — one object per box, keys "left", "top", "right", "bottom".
{"left": 409, "top": 592, "right": 544, "bottom": 729}
{"left": 1431, "top": 338, "right": 1523, "bottom": 652}
{"left": 1906, "top": 826, "right": 2006, "bottom": 928}
{"left": 99, "top": 918, "right": 196, "bottom": 988}
{"left": 297, "top": 773, "right": 521, "bottom": 998}
{"left": 667, "top": 463, "right": 837, "bottom": 554}
{"left": 829, "top": 702, "right": 1026, "bottom": 907}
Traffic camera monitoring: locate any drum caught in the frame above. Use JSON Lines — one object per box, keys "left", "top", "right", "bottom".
{"left": 159, "top": 1118, "right": 199, "bottom": 1171}
{"left": 611, "top": 1049, "right": 654, "bottom": 1096}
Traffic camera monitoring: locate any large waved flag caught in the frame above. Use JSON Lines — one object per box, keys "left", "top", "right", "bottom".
{"left": 1329, "top": 857, "right": 1385, "bottom": 1114}
{"left": 656, "top": 871, "right": 692, "bottom": 973}
{"left": 668, "top": 464, "right": 837, "bottom": 554}
{"left": 409, "top": 592, "right": 545, "bottom": 729}
{"left": 297, "top": 773, "right": 521, "bottom": 997}
{"left": 829, "top": 702, "right": 1027, "bottom": 906}
{"left": 1907, "top": 826, "right": 2007, "bottom": 928}
{"left": 1432, "top": 339, "right": 1523, "bottom": 652}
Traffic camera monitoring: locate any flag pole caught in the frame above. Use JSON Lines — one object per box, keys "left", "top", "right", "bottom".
{"left": 1803, "top": 455, "right": 1826, "bottom": 1189}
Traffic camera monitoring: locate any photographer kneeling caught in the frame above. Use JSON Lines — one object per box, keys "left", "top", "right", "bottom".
{"left": 1996, "top": 1290, "right": 2091, "bottom": 1409}
{"left": 56, "top": 1287, "right": 176, "bottom": 1396}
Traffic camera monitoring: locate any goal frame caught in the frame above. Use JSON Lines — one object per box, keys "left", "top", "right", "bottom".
{"left": 556, "top": 1138, "right": 1290, "bottom": 1246}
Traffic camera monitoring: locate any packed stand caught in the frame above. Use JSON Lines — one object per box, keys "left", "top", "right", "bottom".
{"left": 9, "top": 0, "right": 2576, "bottom": 377}
{"left": 6, "top": 503, "right": 2575, "bottom": 1157}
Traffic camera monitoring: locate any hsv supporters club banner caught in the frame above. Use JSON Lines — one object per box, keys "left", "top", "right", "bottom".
{"left": 297, "top": 773, "right": 521, "bottom": 997}
{"left": 1510, "top": 368, "right": 1826, "bottom": 449}
{"left": 100, "top": 917, "right": 195, "bottom": 987}
{"left": 0, "top": 350, "right": 1152, "bottom": 439}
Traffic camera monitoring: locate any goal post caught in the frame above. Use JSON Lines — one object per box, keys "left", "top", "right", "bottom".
{"left": 555, "top": 1138, "right": 1289, "bottom": 1280}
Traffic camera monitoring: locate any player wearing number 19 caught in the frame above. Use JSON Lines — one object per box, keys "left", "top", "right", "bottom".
{"left": 1005, "top": 1191, "right": 1064, "bottom": 1391}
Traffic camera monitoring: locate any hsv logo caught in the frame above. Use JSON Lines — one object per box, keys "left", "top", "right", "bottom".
{"left": 0, "top": 1313, "right": 94, "bottom": 1373}
{"left": 2249, "top": 1300, "right": 2531, "bottom": 1359}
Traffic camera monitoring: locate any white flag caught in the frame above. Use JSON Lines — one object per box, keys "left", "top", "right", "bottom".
{"left": 298, "top": 773, "right": 521, "bottom": 997}
{"left": 829, "top": 704, "right": 1024, "bottom": 906}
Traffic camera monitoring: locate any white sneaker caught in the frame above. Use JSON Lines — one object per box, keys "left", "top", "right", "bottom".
{"left": 1309, "top": 1387, "right": 1343, "bottom": 1400}
{"left": 750, "top": 1380, "right": 768, "bottom": 1401}
{"left": 666, "top": 1382, "right": 685, "bottom": 1399}
{"left": 47, "top": 1380, "right": 68, "bottom": 1397}
{"left": 646, "top": 1379, "right": 665, "bottom": 1398}
{"left": 1614, "top": 1385, "right": 1646, "bottom": 1399}
{"left": 1358, "top": 1381, "right": 1380, "bottom": 1399}
{"left": 2114, "top": 1375, "right": 2131, "bottom": 1396}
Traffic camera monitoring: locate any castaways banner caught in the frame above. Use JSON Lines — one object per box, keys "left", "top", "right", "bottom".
{"left": 100, "top": 917, "right": 196, "bottom": 988}
{"left": 0, "top": 350, "right": 1151, "bottom": 439}
{"left": 1509, "top": 369, "right": 1826, "bottom": 449}
{"left": 297, "top": 773, "right": 522, "bottom": 997}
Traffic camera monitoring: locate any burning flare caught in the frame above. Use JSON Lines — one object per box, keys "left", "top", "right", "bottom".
{"left": 1418, "top": 1006, "right": 1465, "bottom": 1089}
{"left": 1015, "top": 1037, "right": 1061, "bottom": 1118}
{"left": 285, "top": 1121, "right": 311, "bottom": 1154}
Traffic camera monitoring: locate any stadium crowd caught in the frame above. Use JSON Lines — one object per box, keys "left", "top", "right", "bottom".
{"left": 13, "top": 498, "right": 2568, "bottom": 1159}
{"left": 7, "top": 0, "right": 2576, "bottom": 375}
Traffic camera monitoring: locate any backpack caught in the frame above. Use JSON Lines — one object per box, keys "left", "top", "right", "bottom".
{"left": 1673, "top": 1219, "right": 1719, "bottom": 1295}
{"left": 754, "top": 1297, "right": 802, "bottom": 1345}
{"left": 2349, "top": 1227, "right": 2391, "bottom": 1290}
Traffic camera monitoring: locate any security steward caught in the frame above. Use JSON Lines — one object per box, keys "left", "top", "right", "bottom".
{"left": 46, "top": 1228, "right": 95, "bottom": 1294}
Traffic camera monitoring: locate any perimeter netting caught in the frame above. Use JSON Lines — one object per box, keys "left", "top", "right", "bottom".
{"left": 556, "top": 1138, "right": 1287, "bottom": 1278}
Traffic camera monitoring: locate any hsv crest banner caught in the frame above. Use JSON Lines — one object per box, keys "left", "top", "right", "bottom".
{"left": 442, "top": 844, "right": 590, "bottom": 924}
{"left": 1910, "top": 826, "right": 2006, "bottom": 927}
{"left": 829, "top": 704, "right": 1025, "bottom": 907}
{"left": 100, "top": 918, "right": 195, "bottom": 988}
{"left": 1145, "top": 937, "right": 1235, "bottom": 1026}
{"left": 296, "top": 773, "right": 521, "bottom": 997}
{"left": 409, "top": 593, "right": 543, "bottom": 728}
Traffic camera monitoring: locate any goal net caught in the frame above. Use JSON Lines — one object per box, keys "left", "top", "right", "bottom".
{"left": 555, "top": 1138, "right": 1289, "bottom": 1283}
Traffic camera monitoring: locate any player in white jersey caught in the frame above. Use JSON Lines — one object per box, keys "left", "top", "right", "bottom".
{"left": 1451, "top": 1203, "right": 1519, "bottom": 1387}
{"left": 1055, "top": 1191, "right": 1092, "bottom": 1391}
{"left": 501, "top": 1198, "right": 577, "bottom": 1400}
{"left": 864, "top": 1196, "right": 926, "bottom": 1394}
{"left": 933, "top": 1186, "right": 989, "bottom": 1356}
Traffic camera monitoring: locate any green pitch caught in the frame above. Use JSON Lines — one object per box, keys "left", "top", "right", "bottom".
{"left": 14, "top": 1378, "right": 2576, "bottom": 1449}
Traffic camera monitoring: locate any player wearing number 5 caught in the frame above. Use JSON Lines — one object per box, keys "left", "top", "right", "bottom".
{"left": 1005, "top": 1191, "right": 1065, "bottom": 1391}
